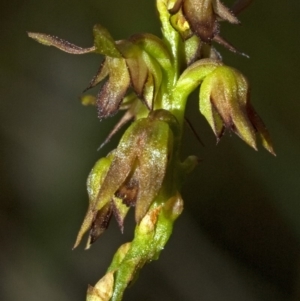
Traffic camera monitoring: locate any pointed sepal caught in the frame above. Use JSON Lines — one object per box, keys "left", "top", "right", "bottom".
{"left": 93, "top": 24, "right": 122, "bottom": 58}
{"left": 97, "top": 57, "right": 130, "bottom": 120}
{"left": 27, "top": 32, "right": 95, "bottom": 54}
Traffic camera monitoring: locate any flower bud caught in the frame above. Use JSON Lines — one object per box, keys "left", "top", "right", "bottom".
{"left": 168, "top": 0, "right": 243, "bottom": 54}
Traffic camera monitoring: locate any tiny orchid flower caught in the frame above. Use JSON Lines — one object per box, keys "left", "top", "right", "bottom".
{"left": 199, "top": 65, "right": 275, "bottom": 154}
{"left": 74, "top": 109, "right": 179, "bottom": 249}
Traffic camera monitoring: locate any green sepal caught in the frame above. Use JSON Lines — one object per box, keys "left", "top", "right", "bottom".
{"left": 93, "top": 24, "right": 122, "bottom": 57}
{"left": 141, "top": 51, "right": 163, "bottom": 109}
{"left": 199, "top": 74, "right": 225, "bottom": 138}
{"left": 84, "top": 59, "right": 109, "bottom": 91}
{"left": 125, "top": 53, "right": 148, "bottom": 98}
{"left": 97, "top": 57, "right": 130, "bottom": 120}
{"left": 184, "top": 35, "right": 201, "bottom": 65}
{"left": 134, "top": 119, "right": 171, "bottom": 222}
{"left": 73, "top": 155, "right": 113, "bottom": 249}
{"left": 129, "top": 33, "right": 172, "bottom": 71}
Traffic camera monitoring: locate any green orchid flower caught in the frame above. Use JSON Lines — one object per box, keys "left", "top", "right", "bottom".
{"left": 199, "top": 65, "right": 275, "bottom": 154}
{"left": 74, "top": 109, "right": 180, "bottom": 250}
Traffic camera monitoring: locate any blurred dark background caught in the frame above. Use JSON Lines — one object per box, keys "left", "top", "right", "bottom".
{"left": 1, "top": 1, "right": 300, "bottom": 300}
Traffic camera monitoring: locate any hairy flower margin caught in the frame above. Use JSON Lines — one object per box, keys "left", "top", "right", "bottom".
{"left": 28, "top": 0, "right": 275, "bottom": 300}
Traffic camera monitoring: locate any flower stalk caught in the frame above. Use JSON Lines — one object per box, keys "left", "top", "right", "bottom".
{"left": 28, "top": 0, "right": 274, "bottom": 300}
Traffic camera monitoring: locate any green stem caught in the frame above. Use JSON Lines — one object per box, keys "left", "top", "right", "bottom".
{"left": 156, "top": 0, "right": 187, "bottom": 142}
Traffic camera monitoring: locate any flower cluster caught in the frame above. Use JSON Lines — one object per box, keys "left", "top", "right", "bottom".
{"left": 28, "top": 0, "right": 274, "bottom": 300}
